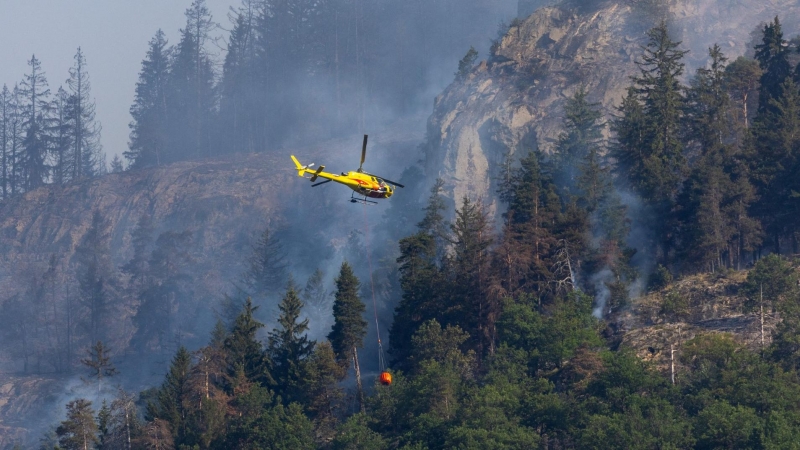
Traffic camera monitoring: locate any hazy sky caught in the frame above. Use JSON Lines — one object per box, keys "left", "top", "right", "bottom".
{"left": 0, "top": 0, "right": 240, "bottom": 163}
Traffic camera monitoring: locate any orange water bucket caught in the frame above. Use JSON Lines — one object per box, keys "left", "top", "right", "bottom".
{"left": 379, "top": 371, "right": 392, "bottom": 386}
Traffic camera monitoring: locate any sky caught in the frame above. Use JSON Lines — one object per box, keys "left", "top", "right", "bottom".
{"left": 0, "top": 0, "right": 240, "bottom": 163}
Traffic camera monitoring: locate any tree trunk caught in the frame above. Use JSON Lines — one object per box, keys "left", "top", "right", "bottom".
{"left": 352, "top": 346, "right": 365, "bottom": 413}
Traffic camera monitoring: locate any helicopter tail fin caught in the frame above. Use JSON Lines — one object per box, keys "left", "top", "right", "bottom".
{"left": 290, "top": 155, "right": 313, "bottom": 177}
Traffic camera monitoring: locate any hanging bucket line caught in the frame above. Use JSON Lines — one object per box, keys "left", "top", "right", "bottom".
{"left": 362, "top": 202, "right": 387, "bottom": 373}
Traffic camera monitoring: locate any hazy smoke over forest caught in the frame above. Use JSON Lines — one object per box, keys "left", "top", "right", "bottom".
{"left": 0, "top": 0, "right": 518, "bottom": 443}
{"left": 8, "top": 0, "right": 800, "bottom": 446}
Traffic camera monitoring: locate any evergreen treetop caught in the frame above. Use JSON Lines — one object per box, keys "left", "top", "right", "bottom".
{"left": 268, "top": 281, "right": 315, "bottom": 403}
{"left": 56, "top": 399, "right": 98, "bottom": 450}
{"left": 755, "top": 16, "right": 791, "bottom": 115}
{"left": 225, "top": 298, "right": 272, "bottom": 386}
{"left": 328, "top": 261, "right": 367, "bottom": 363}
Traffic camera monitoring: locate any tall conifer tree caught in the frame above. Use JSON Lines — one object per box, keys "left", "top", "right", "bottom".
{"left": 613, "top": 22, "right": 688, "bottom": 261}
{"left": 755, "top": 17, "right": 791, "bottom": 116}
{"left": 126, "top": 30, "right": 170, "bottom": 168}
{"left": 225, "top": 298, "right": 272, "bottom": 386}
{"left": 0, "top": 85, "right": 10, "bottom": 197}
{"left": 67, "top": 47, "right": 102, "bottom": 179}
{"left": 8, "top": 85, "right": 22, "bottom": 195}
{"left": 219, "top": 0, "right": 260, "bottom": 154}
{"left": 328, "top": 261, "right": 367, "bottom": 411}
{"left": 56, "top": 399, "right": 99, "bottom": 450}
{"left": 146, "top": 346, "right": 192, "bottom": 445}
{"left": 19, "top": 54, "right": 51, "bottom": 190}
{"left": 554, "top": 85, "right": 604, "bottom": 193}
{"left": 449, "top": 197, "right": 495, "bottom": 356}
{"left": 50, "top": 87, "right": 72, "bottom": 185}
{"left": 630, "top": 21, "right": 688, "bottom": 204}
{"left": 268, "top": 282, "right": 315, "bottom": 404}
{"left": 243, "top": 227, "right": 288, "bottom": 303}
{"left": 166, "top": 0, "right": 216, "bottom": 161}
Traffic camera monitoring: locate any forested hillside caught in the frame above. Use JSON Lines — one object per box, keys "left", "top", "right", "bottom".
{"left": 8, "top": 0, "right": 800, "bottom": 448}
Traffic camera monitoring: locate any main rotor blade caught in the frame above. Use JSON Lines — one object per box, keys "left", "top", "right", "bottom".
{"left": 382, "top": 178, "right": 405, "bottom": 188}
{"left": 359, "top": 134, "right": 368, "bottom": 171}
{"left": 312, "top": 179, "right": 332, "bottom": 187}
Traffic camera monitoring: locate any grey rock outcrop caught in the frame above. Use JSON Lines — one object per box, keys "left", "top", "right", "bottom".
{"left": 424, "top": 0, "right": 800, "bottom": 212}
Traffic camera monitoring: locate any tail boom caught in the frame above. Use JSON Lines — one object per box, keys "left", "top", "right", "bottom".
{"left": 290, "top": 155, "right": 313, "bottom": 177}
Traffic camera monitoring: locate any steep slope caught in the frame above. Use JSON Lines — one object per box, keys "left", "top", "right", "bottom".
{"left": 0, "top": 127, "right": 423, "bottom": 448}
{"left": 424, "top": 0, "right": 800, "bottom": 209}
{"left": 619, "top": 270, "right": 779, "bottom": 375}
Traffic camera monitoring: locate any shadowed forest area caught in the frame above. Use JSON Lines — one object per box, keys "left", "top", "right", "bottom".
{"left": 9, "top": 0, "right": 800, "bottom": 448}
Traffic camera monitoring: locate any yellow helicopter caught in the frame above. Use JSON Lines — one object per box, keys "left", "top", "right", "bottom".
{"left": 291, "top": 135, "right": 404, "bottom": 204}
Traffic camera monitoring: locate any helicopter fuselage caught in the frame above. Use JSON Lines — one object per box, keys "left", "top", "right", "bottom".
{"left": 310, "top": 170, "right": 394, "bottom": 199}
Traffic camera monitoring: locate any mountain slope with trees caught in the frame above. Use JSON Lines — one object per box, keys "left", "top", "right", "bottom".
{"left": 9, "top": 0, "right": 800, "bottom": 448}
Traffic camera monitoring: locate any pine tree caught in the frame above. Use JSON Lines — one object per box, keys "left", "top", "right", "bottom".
{"left": 417, "top": 178, "right": 450, "bottom": 259}
{"left": 611, "top": 22, "right": 688, "bottom": 262}
{"left": 390, "top": 230, "right": 442, "bottom": 369}
{"left": 449, "top": 197, "right": 495, "bottom": 356}
{"left": 685, "top": 45, "right": 731, "bottom": 160}
{"left": 8, "top": 85, "right": 22, "bottom": 195}
{"left": 18, "top": 54, "right": 51, "bottom": 190}
{"left": 554, "top": 85, "right": 604, "bottom": 194}
{"left": 455, "top": 46, "right": 478, "bottom": 80}
{"left": 268, "top": 282, "right": 315, "bottom": 404}
{"left": 165, "top": 0, "right": 216, "bottom": 161}
{"left": 629, "top": 21, "right": 688, "bottom": 205}
{"left": 146, "top": 346, "right": 192, "bottom": 445}
{"left": 751, "top": 78, "right": 800, "bottom": 253}
{"left": 56, "top": 399, "right": 98, "bottom": 450}
{"left": 499, "top": 149, "right": 560, "bottom": 297}
{"left": 66, "top": 47, "right": 102, "bottom": 180}
{"left": 50, "top": 87, "right": 72, "bottom": 185}
{"left": 107, "top": 390, "right": 140, "bottom": 450}
{"left": 303, "top": 341, "right": 345, "bottom": 437}
{"left": 126, "top": 30, "right": 170, "bottom": 168}
{"left": 243, "top": 227, "right": 288, "bottom": 302}
{"left": 97, "top": 400, "right": 112, "bottom": 450}
{"left": 328, "top": 261, "right": 368, "bottom": 412}
{"left": 725, "top": 57, "right": 761, "bottom": 130}
{"left": 81, "top": 340, "right": 118, "bottom": 394}
{"left": 679, "top": 45, "right": 742, "bottom": 270}
{"left": 189, "top": 320, "right": 230, "bottom": 407}
{"left": 302, "top": 268, "right": 329, "bottom": 317}
{"left": 219, "top": 0, "right": 261, "bottom": 154}
{"left": 755, "top": 17, "right": 791, "bottom": 116}
{"left": 0, "top": 85, "right": 10, "bottom": 197}
{"left": 109, "top": 154, "right": 123, "bottom": 173}
{"left": 390, "top": 179, "right": 450, "bottom": 366}
{"left": 224, "top": 298, "right": 272, "bottom": 386}
{"left": 559, "top": 85, "right": 611, "bottom": 257}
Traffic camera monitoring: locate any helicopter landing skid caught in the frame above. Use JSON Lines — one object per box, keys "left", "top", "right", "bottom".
{"left": 350, "top": 194, "right": 377, "bottom": 205}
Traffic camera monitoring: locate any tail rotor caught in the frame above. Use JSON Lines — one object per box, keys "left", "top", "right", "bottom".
{"left": 290, "top": 155, "right": 315, "bottom": 177}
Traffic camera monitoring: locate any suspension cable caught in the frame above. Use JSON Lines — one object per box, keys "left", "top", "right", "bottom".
{"left": 362, "top": 202, "right": 386, "bottom": 372}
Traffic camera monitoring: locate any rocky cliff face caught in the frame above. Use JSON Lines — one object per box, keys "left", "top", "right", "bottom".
{"left": 424, "top": 0, "right": 800, "bottom": 211}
